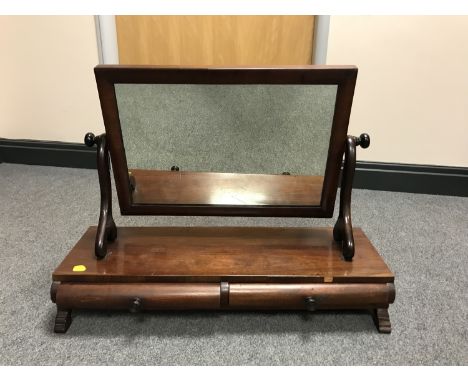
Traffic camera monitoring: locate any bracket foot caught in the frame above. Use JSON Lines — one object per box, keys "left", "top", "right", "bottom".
{"left": 373, "top": 308, "right": 392, "bottom": 333}
{"left": 54, "top": 309, "right": 72, "bottom": 334}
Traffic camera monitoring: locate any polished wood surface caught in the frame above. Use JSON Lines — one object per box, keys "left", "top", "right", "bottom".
{"left": 53, "top": 226, "right": 394, "bottom": 283}
{"left": 228, "top": 283, "right": 394, "bottom": 310}
{"left": 333, "top": 134, "right": 370, "bottom": 261}
{"left": 53, "top": 282, "right": 394, "bottom": 312}
{"left": 131, "top": 169, "right": 323, "bottom": 206}
{"left": 116, "top": 16, "right": 314, "bottom": 66}
{"left": 84, "top": 133, "right": 117, "bottom": 259}
{"left": 51, "top": 226, "right": 396, "bottom": 333}
{"left": 56, "top": 283, "right": 220, "bottom": 310}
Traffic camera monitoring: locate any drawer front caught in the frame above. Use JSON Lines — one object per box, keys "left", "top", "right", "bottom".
{"left": 53, "top": 282, "right": 395, "bottom": 311}
{"left": 55, "top": 283, "right": 221, "bottom": 310}
{"left": 228, "top": 283, "right": 395, "bottom": 310}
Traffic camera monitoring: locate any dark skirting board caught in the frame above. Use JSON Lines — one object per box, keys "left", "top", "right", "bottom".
{"left": 2, "top": 138, "right": 466, "bottom": 196}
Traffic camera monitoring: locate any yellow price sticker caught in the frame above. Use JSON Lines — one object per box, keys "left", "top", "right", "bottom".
{"left": 72, "top": 265, "right": 87, "bottom": 272}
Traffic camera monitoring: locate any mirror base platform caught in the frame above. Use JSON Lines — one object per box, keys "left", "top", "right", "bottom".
{"left": 51, "top": 226, "right": 395, "bottom": 334}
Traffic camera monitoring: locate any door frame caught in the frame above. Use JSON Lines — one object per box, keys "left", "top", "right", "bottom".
{"left": 95, "top": 15, "right": 119, "bottom": 64}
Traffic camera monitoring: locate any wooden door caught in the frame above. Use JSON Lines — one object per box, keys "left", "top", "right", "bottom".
{"left": 116, "top": 16, "right": 315, "bottom": 65}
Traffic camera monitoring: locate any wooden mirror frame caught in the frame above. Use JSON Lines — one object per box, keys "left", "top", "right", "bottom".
{"left": 94, "top": 65, "right": 358, "bottom": 218}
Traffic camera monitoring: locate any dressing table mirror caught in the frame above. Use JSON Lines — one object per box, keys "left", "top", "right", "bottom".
{"left": 50, "top": 66, "right": 395, "bottom": 334}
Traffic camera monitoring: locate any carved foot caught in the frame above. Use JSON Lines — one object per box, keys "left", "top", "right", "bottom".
{"left": 373, "top": 308, "right": 391, "bottom": 333}
{"left": 54, "top": 308, "right": 72, "bottom": 333}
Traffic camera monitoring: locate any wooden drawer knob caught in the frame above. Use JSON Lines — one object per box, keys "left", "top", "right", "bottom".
{"left": 130, "top": 297, "right": 142, "bottom": 313}
{"left": 305, "top": 297, "right": 316, "bottom": 311}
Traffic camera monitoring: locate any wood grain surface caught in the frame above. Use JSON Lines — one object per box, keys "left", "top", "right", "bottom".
{"left": 131, "top": 169, "right": 324, "bottom": 206}
{"left": 116, "top": 16, "right": 315, "bottom": 66}
{"left": 56, "top": 283, "right": 221, "bottom": 310}
{"left": 54, "top": 282, "right": 394, "bottom": 311}
{"left": 228, "top": 283, "right": 394, "bottom": 310}
{"left": 53, "top": 226, "right": 394, "bottom": 283}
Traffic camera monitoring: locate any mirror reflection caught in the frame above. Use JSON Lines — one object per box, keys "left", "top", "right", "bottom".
{"left": 115, "top": 84, "right": 337, "bottom": 206}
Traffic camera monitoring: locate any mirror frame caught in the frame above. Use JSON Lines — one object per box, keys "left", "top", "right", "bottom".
{"left": 95, "top": 65, "right": 357, "bottom": 218}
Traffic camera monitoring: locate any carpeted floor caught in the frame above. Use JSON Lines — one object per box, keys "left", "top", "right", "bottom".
{"left": 0, "top": 163, "right": 467, "bottom": 365}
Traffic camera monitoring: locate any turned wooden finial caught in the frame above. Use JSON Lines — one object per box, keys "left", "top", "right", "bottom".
{"left": 356, "top": 133, "right": 370, "bottom": 149}
{"left": 84, "top": 132, "right": 96, "bottom": 147}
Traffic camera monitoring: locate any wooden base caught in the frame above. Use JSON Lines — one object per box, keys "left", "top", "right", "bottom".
{"left": 51, "top": 226, "right": 395, "bottom": 333}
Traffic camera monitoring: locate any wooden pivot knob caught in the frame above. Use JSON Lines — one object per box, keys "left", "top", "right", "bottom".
{"left": 356, "top": 133, "right": 370, "bottom": 149}
{"left": 84, "top": 132, "right": 96, "bottom": 147}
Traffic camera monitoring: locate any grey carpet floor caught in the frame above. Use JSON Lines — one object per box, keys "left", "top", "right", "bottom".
{"left": 0, "top": 163, "right": 467, "bottom": 365}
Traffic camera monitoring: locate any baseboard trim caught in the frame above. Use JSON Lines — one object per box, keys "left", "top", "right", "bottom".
{"left": 1, "top": 138, "right": 467, "bottom": 197}
{"left": 353, "top": 161, "right": 468, "bottom": 197}
{"left": 0, "top": 138, "right": 96, "bottom": 169}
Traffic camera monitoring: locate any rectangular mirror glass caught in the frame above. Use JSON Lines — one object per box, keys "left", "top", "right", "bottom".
{"left": 115, "top": 84, "right": 337, "bottom": 206}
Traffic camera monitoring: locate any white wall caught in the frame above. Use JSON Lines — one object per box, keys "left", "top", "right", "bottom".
{"left": 327, "top": 16, "right": 468, "bottom": 167}
{"left": 1, "top": 16, "right": 467, "bottom": 168}
{"left": 0, "top": 16, "right": 104, "bottom": 142}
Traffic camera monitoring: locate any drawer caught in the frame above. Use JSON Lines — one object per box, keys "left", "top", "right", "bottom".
{"left": 227, "top": 283, "right": 395, "bottom": 310}
{"left": 55, "top": 283, "right": 221, "bottom": 310}
{"left": 53, "top": 282, "right": 395, "bottom": 311}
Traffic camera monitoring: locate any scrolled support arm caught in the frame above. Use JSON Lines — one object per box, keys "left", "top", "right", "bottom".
{"left": 84, "top": 132, "right": 117, "bottom": 259}
{"left": 333, "top": 133, "right": 370, "bottom": 261}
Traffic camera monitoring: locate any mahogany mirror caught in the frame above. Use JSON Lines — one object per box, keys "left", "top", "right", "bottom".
{"left": 94, "top": 66, "right": 358, "bottom": 218}
{"left": 51, "top": 67, "right": 393, "bottom": 337}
